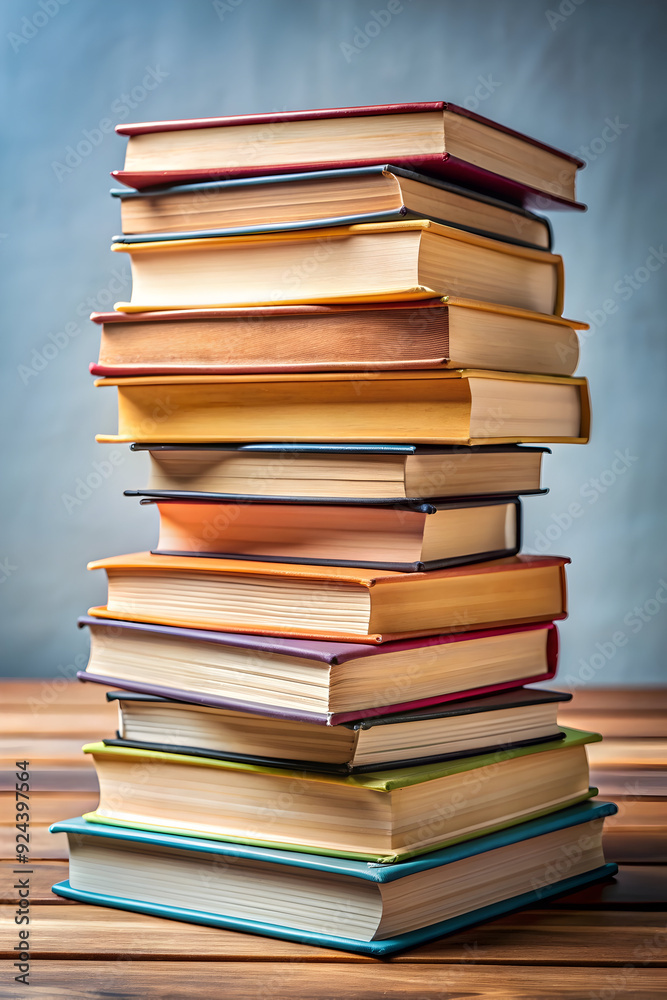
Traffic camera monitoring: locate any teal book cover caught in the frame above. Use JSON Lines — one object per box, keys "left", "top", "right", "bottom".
{"left": 51, "top": 800, "right": 618, "bottom": 957}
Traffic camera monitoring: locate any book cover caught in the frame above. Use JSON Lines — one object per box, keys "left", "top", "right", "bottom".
{"left": 94, "top": 370, "right": 590, "bottom": 447}
{"left": 50, "top": 801, "right": 617, "bottom": 955}
{"left": 109, "top": 220, "right": 565, "bottom": 315}
{"left": 89, "top": 298, "right": 585, "bottom": 379}
{"left": 125, "top": 441, "right": 550, "bottom": 505}
{"left": 111, "top": 102, "right": 585, "bottom": 211}
{"left": 79, "top": 625, "right": 560, "bottom": 724}
{"left": 79, "top": 729, "right": 600, "bottom": 859}
{"left": 101, "top": 731, "right": 566, "bottom": 775}
{"left": 103, "top": 687, "right": 571, "bottom": 774}
{"left": 85, "top": 552, "right": 570, "bottom": 644}
{"left": 80, "top": 726, "right": 601, "bottom": 792}
{"left": 143, "top": 494, "right": 522, "bottom": 573}
{"left": 110, "top": 164, "right": 553, "bottom": 250}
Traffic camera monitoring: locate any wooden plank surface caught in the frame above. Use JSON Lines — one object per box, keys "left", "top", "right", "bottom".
{"left": 0, "top": 863, "right": 74, "bottom": 905}
{"left": 1, "top": 903, "right": 665, "bottom": 966}
{"left": 0, "top": 826, "right": 69, "bottom": 860}
{"left": 1, "top": 963, "right": 666, "bottom": 999}
{"left": 588, "top": 740, "right": 667, "bottom": 768}
{"left": 1, "top": 679, "right": 666, "bottom": 997}
{"left": 559, "top": 689, "right": 667, "bottom": 738}
{"left": 0, "top": 739, "right": 104, "bottom": 769}
{"left": 559, "top": 689, "right": 667, "bottom": 713}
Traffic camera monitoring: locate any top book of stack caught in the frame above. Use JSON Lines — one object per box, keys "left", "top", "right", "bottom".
{"left": 111, "top": 101, "right": 585, "bottom": 211}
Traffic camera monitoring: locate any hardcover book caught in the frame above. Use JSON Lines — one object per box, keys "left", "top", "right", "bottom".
{"left": 111, "top": 165, "right": 552, "bottom": 249}
{"left": 86, "top": 551, "right": 570, "bottom": 642}
{"left": 104, "top": 686, "right": 571, "bottom": 773}
{"left": 51, "top": 802, "right": 617, "bottom": 956}
{"left": 94, "top": 370, "right": 591, "bottom": 446}
{"left": 142, "top": 495, "right": 522, "bottom": 572}
{"left": 111, "top": 102, "right": 585, "bottom": 211}
{"left": 90, "top": 298, "right": 585, "bottom": 378}
{"left": 78, "top": 617, "right": 560, "bottom": 725}
{"left": 78, "top": 728, "right": 600, "bottom": 861}
{"left": 110, "top": 220, "right": 564, "bottom": 315}
{"left": 129, "top": 442, "right": 550, "bottom": 502}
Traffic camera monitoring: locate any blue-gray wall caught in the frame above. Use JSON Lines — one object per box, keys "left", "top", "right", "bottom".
{"left": 1, "top": 0, "right": 666, "bottom": 685}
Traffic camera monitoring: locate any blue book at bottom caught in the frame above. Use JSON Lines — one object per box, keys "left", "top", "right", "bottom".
{"left": 51, "top": 800, "right": 617, "bottom": 957}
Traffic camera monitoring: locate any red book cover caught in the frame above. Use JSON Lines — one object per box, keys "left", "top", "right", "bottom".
{"left": 112, "top": 102, "right": 585, "bottom": 211}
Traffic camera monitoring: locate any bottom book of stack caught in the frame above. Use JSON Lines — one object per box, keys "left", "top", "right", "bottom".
{"left": 52, "top": 800, "right": 617, "bottom": 956}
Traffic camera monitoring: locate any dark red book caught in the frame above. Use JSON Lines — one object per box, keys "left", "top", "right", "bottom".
{"left": 113, "top": 102, "right": 585, "bottom": 211}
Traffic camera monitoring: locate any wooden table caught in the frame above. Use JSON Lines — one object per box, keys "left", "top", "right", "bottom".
{"left": 1, "top": 680, "right": 666, "bottom": 999}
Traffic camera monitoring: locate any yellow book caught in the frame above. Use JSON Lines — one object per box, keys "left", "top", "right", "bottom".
{"left": 94, "top": 369, "right": 590, "bottom": 446}
{"left": 110, "top": 220, "right": 564, "bottom": 315}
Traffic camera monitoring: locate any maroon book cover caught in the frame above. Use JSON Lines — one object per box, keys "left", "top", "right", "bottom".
{"left": 112, "top": 102, "right": 585, "bottom": 211}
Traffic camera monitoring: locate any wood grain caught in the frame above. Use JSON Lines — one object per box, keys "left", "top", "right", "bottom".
{"left": 559, "top": 689, "right": 667, "bottom": 712}
{"left": 1, "top": 679, "right": 666, "bottom": 996}
{"left": 0, "top": 862, "right": 69, "bottom": 903}
{"left": 1, "top": 903, "right": 665, "bottom": 966}
{"left": 1, "top": 962, "right": 666, "bottom": 999}
{"left": 0, "top": 826, "right": 69, "bottom": 860}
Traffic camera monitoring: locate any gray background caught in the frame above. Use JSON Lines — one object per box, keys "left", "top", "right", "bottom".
{"left": 1, "top": 0, "right": 665, "bottom": 685}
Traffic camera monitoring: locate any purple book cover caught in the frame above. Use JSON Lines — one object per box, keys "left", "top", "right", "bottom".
{"left": 77, "top": 617, "right": 558, "bottom": 726}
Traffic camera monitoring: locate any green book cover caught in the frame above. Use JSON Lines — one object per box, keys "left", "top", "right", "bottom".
{"left": 82, "top": 728, "right": 599, "bottom": 862}
{"left": 82, "top": 727, "right": 599, "bottom": 791}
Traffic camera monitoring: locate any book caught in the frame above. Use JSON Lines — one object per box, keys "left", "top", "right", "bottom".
{"left": 104, "top": 687, "right": 571, "bottom": 773}
{"left": 50, "top": 802, "right": 617, "bottom": 955}
{"left": 89, "top": 298, "right": 585, "bottom": 378}
{"left": 77, "top": 617, "right": 560, "bottom": 725}
{"left": 110, "top": 220, "right": 564, "bottom": 315}
{"left": 142, "top": 496, "right": 522, "bottom": 572}
{"left": 129, "top": 443, "right": 549, "bottom": 502}
{"left": 94, "top": 371, "right": 590, "bottom": 446}
{"left": 111, "top": 102, "right": 585, "bottom": 211}
{"left": 86, "top": 552, "right": 569, "bottom": 642}
{"left": 77, "top": 729, "right": 599, "bottom": 861}
{"left": 111, "top": 165, "right": 552, "bottom": 249}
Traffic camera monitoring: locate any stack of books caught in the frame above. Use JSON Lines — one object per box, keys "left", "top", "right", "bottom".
{"left": 51, "top": 102, "right": 617, "bottom": 956}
